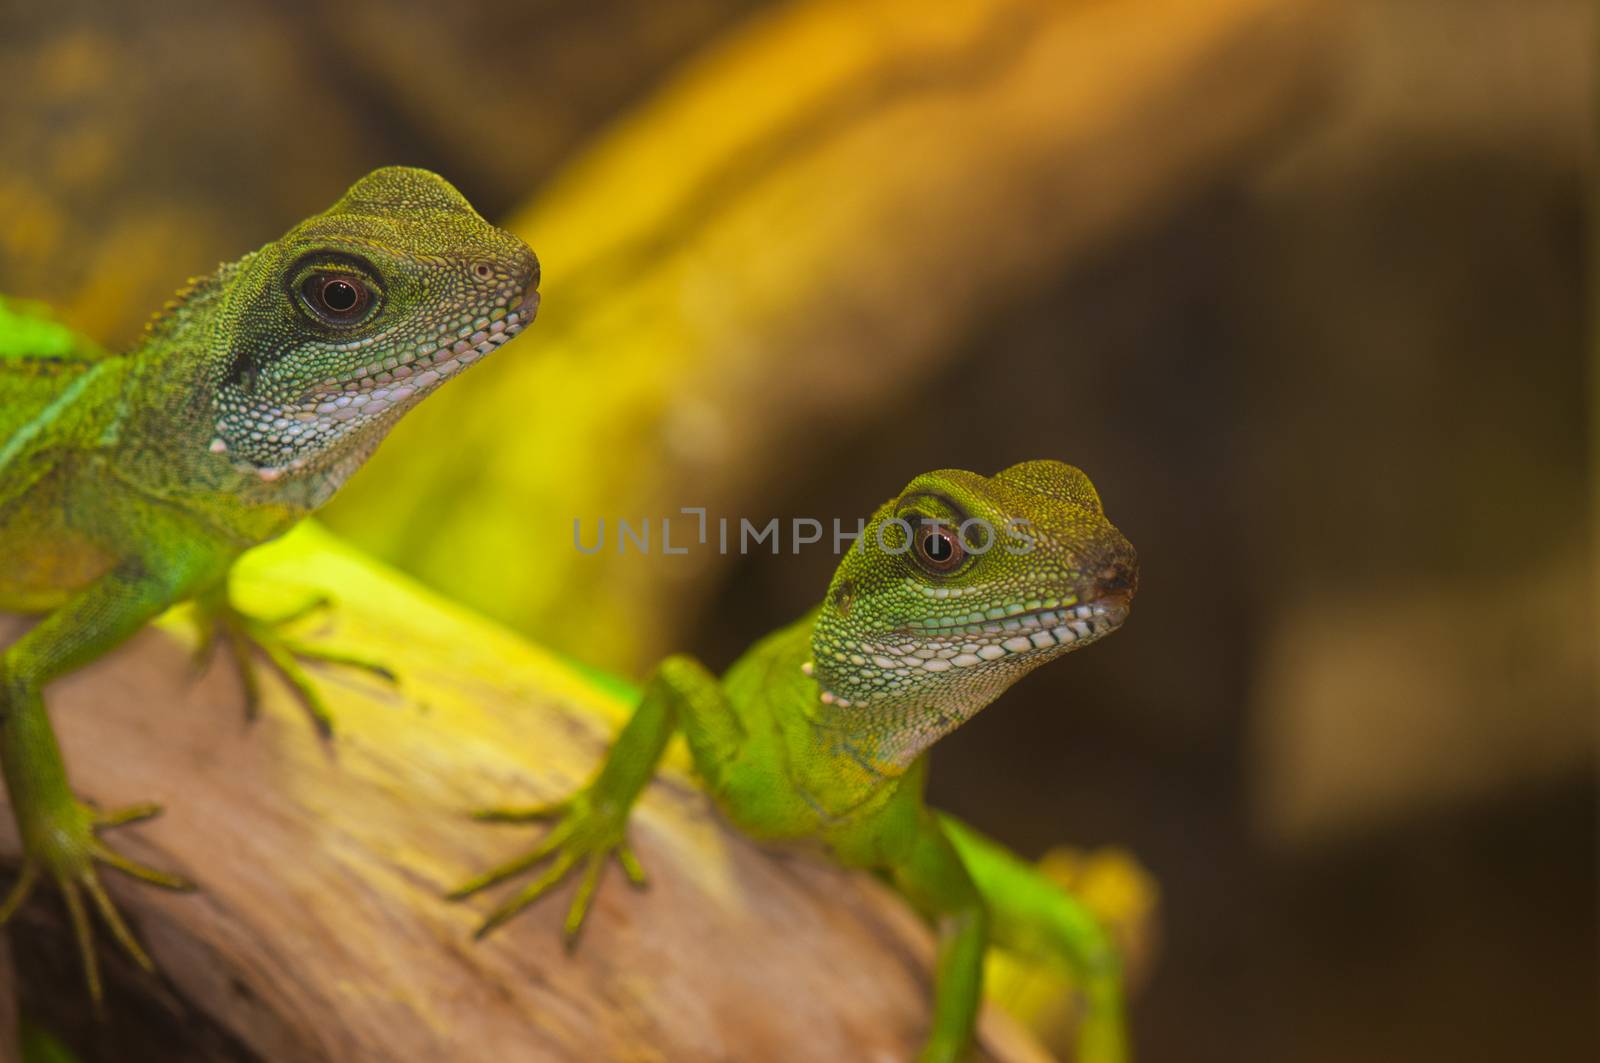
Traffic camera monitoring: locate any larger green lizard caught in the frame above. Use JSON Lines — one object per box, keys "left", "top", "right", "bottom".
{"left": 0, "top": 167, "right": 539, "bottom": 1003}
{"left": 454, "top": 460, "right": 1138, "bottom": 1062}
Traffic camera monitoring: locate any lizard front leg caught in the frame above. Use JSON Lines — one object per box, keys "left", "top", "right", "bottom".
{"left": 0, "top": 554, "right": 216, "bottom": 1007}
{"left": 882, "top": 812, "right": 991, "bottom": 1063}
{"left": 451, "top": 655, "right": 738, "bottom": 943}
{"left": 191, "top": 569, "right": 396, "bottom": 738}
{"left": 940, "top": 813, "right": 1129, "bottom": 1063}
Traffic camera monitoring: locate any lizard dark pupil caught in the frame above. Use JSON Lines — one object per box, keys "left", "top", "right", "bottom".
{"left": 322, "top": 280, "right": 359, "bottom": 312}
{"left": 914, "top": 527, "right": 963, "bottom": 574}
{"left": 300, "top": 272, "right": 370, "bottom": 323}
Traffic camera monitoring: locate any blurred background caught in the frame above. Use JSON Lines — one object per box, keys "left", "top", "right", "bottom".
{"left": 1, "top": 0, "right": 1592, "bottom": 1059}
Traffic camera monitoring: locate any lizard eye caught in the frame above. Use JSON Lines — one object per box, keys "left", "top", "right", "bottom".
{"left": 299, "top": 271, "right": 373, "bottom": 325}
{"left": 913, "top": 524, "right": 965, "bottom": 575}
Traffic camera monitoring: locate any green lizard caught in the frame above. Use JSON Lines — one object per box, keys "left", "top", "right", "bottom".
{"left": 454, "top": 460, "right": 1138, "bottom": 1062}
{"left": 0, "top": 167, "right": 539, "bottom": 1003}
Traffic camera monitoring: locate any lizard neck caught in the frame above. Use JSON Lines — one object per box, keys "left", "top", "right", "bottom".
{"left": 804, "top": 681, "right": 987, "bottom": 776}
{"left": 804, "top": 613, "right": 1012, "bottom": 775}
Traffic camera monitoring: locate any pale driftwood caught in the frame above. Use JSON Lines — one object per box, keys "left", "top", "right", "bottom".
{"left": 323, "top": 0, "right": 1342, "bottom": 673}
{"left": 0, "top": 526, "right": 1055, "bottom": 1062}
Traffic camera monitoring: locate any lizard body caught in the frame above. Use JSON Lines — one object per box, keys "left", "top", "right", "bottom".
{"left": 457, "top": 460, "right": 1137, "bottom": 1062}
{"left": 0, "top": 167, "right": 539, "bottom": 1003}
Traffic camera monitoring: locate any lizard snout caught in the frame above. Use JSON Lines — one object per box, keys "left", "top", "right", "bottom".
{"left": 516, "top": 287, "right": 540, "bottom": 321}
{"left": 1090, "top": 559, "right": 1137, "bottom": 607}
{"left": 513, "top": 248, "right": 540, "bottom": 321}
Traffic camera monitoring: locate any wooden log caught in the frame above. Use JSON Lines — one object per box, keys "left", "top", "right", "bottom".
{"left": 0, "top": 526, "right": 1064, "bottom": 1062}
{"left": 322, "top": 0, "right": 1341, "bottom": 673}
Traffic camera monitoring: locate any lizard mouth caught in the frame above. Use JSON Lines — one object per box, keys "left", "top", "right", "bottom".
{"left": 380, "top": 283, "right": 537, "bottom": 384}
{"left": 1012, "top": 598, "right": 1128, "bottom": 648}
{"left": 902, "top": 573, "right": 1130, "bottom": 640}
{"left": 306, "top": 282, "right": 539, "bottom": 415}
{"left": 813, "top": 598, "right": 1127, "bottom": 708}
{"left": 983, "top": 563, "right": 1135, "bottom": 654}
{"left": 912, "top": 597, "right": 1127, "bottom": 662}
{"left": 847, "top": 592, "right": 1129, "bottom": 683}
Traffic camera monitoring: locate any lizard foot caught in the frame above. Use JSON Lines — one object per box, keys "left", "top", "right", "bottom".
{"left": 194, "top": 589, "right": 396, "bottom": 738}
{"left": 448, "top": 790, "right": 648, "bottom": 946}
{"left": 0, "top": 800, "right": 193, "bottom": 1010}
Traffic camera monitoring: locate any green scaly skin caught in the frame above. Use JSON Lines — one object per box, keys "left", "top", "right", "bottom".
{"left": 0, "top": 167, "right": 539, "bottom": 1005}
{"left": 455, "top": 460, "right": 1139, "bottom": 1062}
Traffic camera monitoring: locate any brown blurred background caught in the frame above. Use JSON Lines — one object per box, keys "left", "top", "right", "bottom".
{"left": 1, "top": 0, "right": 1593, "bottom": 1060}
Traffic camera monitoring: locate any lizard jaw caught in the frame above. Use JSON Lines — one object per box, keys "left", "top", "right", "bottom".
{"left": 813, "top": 598, "right": 1127, "bottom": 708}
{"left": 305, "top": 282, "right": 538, "bottom": 416}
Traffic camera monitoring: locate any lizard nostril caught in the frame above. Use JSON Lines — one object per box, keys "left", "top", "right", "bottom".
{"left": 1094, "top": 562, "right": 1136, "bottom": 600}
{"left": 515, "top": 287, "right": 541, "bottom": 320}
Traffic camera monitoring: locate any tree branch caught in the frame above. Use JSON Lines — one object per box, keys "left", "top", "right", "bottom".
{"left": 0, "top": 526, "right": 1067, "bottom": 1061}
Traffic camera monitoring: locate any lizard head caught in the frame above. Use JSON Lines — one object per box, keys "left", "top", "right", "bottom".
{"left": 810, "top": 460, "right": 1136, "bottom": 760}
{"left": 203, "top": 166, "right": 539, "bottom": 489}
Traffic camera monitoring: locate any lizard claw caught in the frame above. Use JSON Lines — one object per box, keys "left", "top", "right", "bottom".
{"left": 196, "top": 589, "right": 396, "bottom": 737}
{"left": 0, "top": 800, "right": 192, "bottom": 1010}
{"left": 451, "top": 789, "right": 646, "bottom": 945}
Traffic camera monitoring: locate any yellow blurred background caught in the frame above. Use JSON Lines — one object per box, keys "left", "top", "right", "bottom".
{"left": 1, "top": 0, "right": 1592, "bottom": 1059}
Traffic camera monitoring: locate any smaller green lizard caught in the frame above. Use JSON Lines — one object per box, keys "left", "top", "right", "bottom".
{"left": 454, "top": 460, "right": 1138, "bottom": 1062}
{"left": 0, "top": 167, "right": 539, "bottom": 1004}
